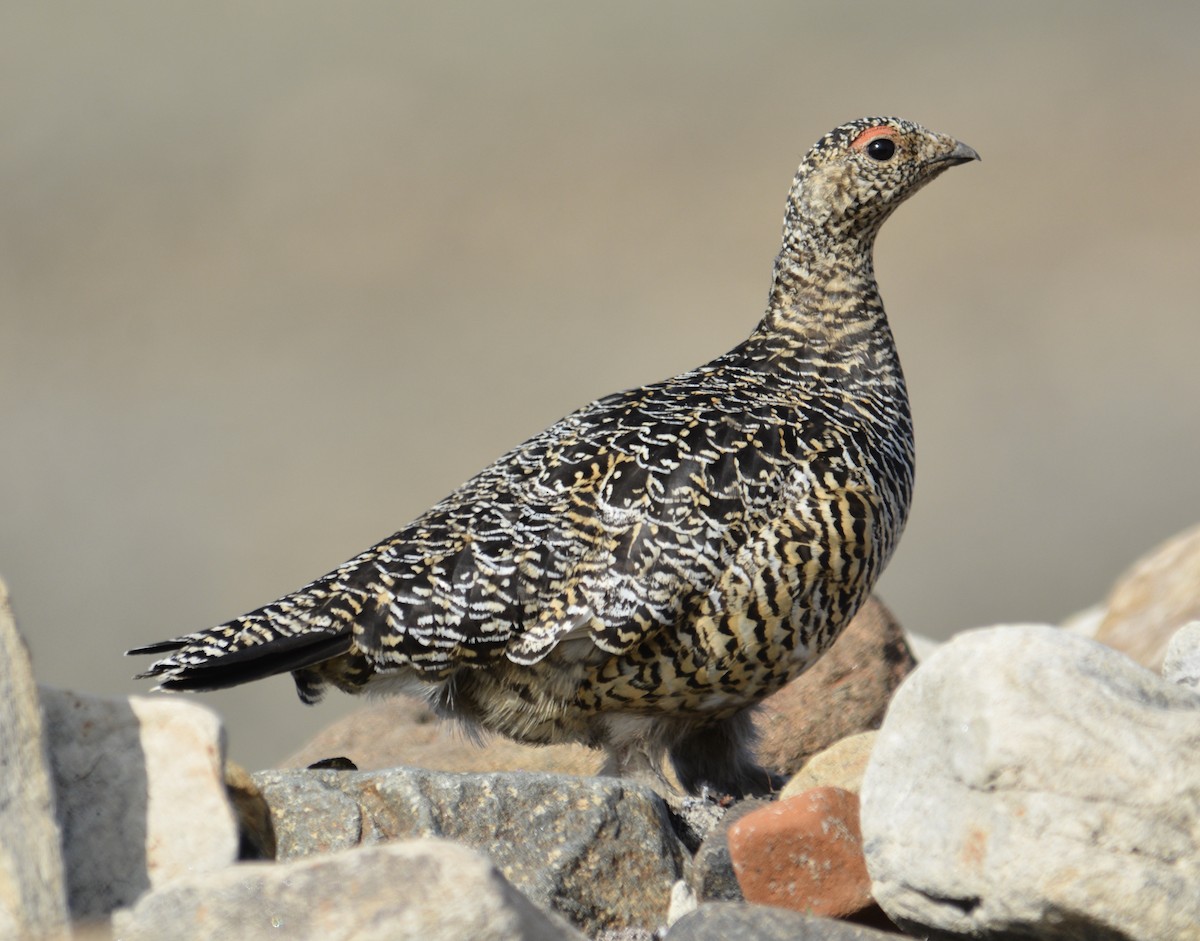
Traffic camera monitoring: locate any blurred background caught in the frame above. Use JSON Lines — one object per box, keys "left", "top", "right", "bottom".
{"left": 2, "top": 2, "right": 1197, "bottom": 767}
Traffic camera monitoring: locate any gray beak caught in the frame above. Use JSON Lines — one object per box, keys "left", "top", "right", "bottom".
{"left": 944, "top": 140, "right": 981, "bottom": 165}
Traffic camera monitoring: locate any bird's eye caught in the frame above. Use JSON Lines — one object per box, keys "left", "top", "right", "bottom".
{"left": 865, "top": 137, "right": 896, "bottom": 161}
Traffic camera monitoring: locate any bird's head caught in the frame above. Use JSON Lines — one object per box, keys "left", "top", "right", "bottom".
{"left": 783, "top": 117, "right": 978, "bottom": 255}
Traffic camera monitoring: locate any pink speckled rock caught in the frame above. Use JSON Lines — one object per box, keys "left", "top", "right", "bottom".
{"left": 727, "top": 787, "right": 872, "bottom": 918}
{"left": 1093, "top": 522, "right": 1200, "bottom": 671}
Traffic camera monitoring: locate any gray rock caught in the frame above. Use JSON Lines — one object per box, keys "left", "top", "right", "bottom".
{"left": 1162, "top": 620, "right": 1200, "bottom": 692}
{"left": 0, "top": 578, "right": 69, "bottom": 941}
{"left": 861, "top": 624, "right": 1200, "bottom": 941}
{"left": 253, "top": 767, "right": 686, "bottom": 935}
{"left": 661, "top": 792, "right": 727, "bottom": 852}
{"left": 686, "top": 798, "right": 772, "bottom": 903}
{"left": 666, "top": 902, "right": 899, "bottom": 940}
{"left": 41, "top": 689, "right": 238, "bottom": 918}
{"left": 113, "top": 838, "right": 584, "bottom": 941}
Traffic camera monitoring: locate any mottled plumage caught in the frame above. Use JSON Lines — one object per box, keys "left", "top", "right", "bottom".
{"left": 130, "top": 117, "right": 977, "bottom": 795}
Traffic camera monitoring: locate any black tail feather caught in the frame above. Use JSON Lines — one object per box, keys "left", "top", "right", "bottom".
{"left": 131, "top": 629, "right": 353, "bottom": 693}
{"left": 126, "top": 638, "right": 189, "bottom": 656}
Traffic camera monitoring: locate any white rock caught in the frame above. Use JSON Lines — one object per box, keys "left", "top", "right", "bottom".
{"left": 41, "top": 689, "right": 238, "bottom": 918}
{"left": 1059, "top": 602, "right": 1105, "bottom": 639}
{"left": 0, "top": 578, "right": 69, "bottom": 941}
{"left": 1162, "top": 620, "right": 1200, "bottom": 693}
{"left": 901, "top": 630, "right": 942, "bottom": 661}
{"left": 667, "top": 880, "right": 698, "bottom": 926}
{"left": 113, "top": 838, "right": 585, "bottom": 941}
{"left": 861, "top": 624, "right": 1200, "bottom": 941}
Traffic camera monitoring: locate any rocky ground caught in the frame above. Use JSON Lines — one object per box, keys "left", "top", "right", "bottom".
{"left": 4, "top": 523, "right": 1200, "bottom": 941}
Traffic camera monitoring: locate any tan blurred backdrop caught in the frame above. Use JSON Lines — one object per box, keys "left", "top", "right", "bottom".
{"left": 2, "top": 2, "right": 1197, "bottom": 768}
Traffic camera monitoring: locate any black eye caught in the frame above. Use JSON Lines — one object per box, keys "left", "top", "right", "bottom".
{"left": 865, "top": 137, "right": 896, "bottom": 161}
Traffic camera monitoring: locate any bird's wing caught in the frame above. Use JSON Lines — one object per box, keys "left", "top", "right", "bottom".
{"left": 133, "top": 364, "right": 802, "bottom": 685}
{"left": 348, "top": 371, "right": 798, "bottom": 671}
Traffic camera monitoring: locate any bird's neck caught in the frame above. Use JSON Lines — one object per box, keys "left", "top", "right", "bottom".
{"left": 739, "top": 240, "right": 903, "bottom": 388}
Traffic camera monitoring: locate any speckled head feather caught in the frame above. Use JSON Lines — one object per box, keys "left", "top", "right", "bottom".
{"left": 129, "top": 117, "right": 977, "bottom": 797}
{"left": 784, "top": 116, "right": 978, "bottom": 251}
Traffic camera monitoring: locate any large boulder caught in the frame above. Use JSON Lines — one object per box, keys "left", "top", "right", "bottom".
{"left": 113, "top": 838, "right": 584, "bottom": 941}
{"left": 861, "top": 624, "right": 1200, "bottom": 940}
{"left": 253, "top": 767, "right": 686, "bottom": 936}
{"left": 0, "top": 578, "right": 69, "bottom": 941}
{"left": 41, "top": 690, "right": 238, "bottom": 918}
{"left": 1162, "top": 620, "right": 1200, "bottom": 692}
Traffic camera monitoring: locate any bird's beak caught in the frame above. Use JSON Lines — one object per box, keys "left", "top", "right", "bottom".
{"left": 941, "top": 140, "right": 980, "bottom": 165}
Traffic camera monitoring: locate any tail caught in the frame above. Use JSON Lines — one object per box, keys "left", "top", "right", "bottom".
{"left": 128, "top": 603, "right": 354, "bottom": 699}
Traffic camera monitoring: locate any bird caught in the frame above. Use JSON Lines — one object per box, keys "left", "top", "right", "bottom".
{"left": 129, "top": 117, "right": 977, "bottom": 797}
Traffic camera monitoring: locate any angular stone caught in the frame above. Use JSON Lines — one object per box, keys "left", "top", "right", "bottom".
{"left": 283, "top": 692, "right": 599, "bottom": 776}
{"left": 661, "top": 792, "right": 728, "bottom": 852}
{"left": 755, "top": 596, "right": 916, "bottom": 777}
{"left": 727, "top": 787, "right": 872, "bottom": 918}
{"left": 253, "top": 767, "right": 686, "bottom": 935}
{"left": 686, "top": 798, "right": 772, "bottom": 903}
{"left": 666, "top": 880, "right": 698, "bottom": 926}
{"left": 1094, "top": 521, "right": 1200, "bottom": 670}
{"left": 861, "top": 624, "right": 1200, "bottom": 941}
{"left": 779, "top": 731, "right": 877, "bottom": 799}
{"left": 41, "top": 690, "right": 238, "bottom": 918}
{"left": 666, "top": 902, "right": 901, "bottom": 941}
{"left": 594, "top": 931, "right": 655, "bottom": 941}
{"left": 224, "top": 760, "right": 275, "bottom": 859}
{"left": 1162, "top": 620, "right": 1200, "bottom": 693}
{"left": 0, "top": 578, "right": 69, "bottom": 941}
{"left": 112, "top": 838, "right": 584, "bottom": 941}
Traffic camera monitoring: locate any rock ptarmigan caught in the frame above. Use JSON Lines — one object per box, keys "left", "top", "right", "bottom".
{"left": 130, "top": 117, "right": 977, "bottom": 796}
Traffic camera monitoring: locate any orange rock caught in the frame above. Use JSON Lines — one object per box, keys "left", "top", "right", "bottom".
{"left": 727, "top": 786, "right": 872, "bottom": 918}
{"left": 1094, "top": 522, "right": 1200, "bottom": 671}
